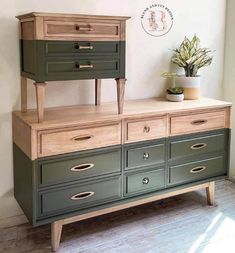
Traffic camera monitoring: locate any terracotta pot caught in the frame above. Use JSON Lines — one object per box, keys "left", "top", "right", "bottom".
{"left": 166, "top": 93, "right": 184, "bottom": 102}
{"left": 175, "top": 76, "right": 200, "bottom": 100}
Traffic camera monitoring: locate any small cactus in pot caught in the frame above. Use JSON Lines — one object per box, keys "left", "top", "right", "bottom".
{"left": 166, "top": 87, "right": 184, "bottom": 102}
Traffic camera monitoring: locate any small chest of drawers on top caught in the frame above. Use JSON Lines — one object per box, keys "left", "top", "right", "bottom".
{"left": 16, "top": 12, "right": 130, "bottom": 122}
{"left": 13, "top": 97, "right": 231, "bottom": 251}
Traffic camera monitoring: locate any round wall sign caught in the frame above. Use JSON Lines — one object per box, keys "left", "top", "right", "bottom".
{"left": 141, "top": 4, "right": 174, "bottom": 37}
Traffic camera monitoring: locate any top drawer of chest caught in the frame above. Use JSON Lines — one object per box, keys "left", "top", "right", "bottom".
{"left": 170, "top": 109, "right": 227, "bottom": 136}
{"left": 43, "top": 19, "right": 121, "bottom": 41}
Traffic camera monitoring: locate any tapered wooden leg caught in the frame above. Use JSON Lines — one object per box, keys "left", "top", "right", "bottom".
{"left": 21, "top": 76, "right": 27, "bottom": 113}
{"left": 51, "top": 221, "right": 63, "bottom": 252}
{"left": 206, "top": 181, "right": 215, "bottom": 206}
{"left": 34, "top": 82, "right": 46, "bottom": 123}
{"left": 95, "top": 79, "right": 101, "bottom": 105}
{"left": 115, "top": 78, "right": 126, "bottom": 114}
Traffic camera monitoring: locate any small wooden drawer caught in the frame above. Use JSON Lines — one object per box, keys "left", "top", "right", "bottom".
{"left": 38, "top": 123, "right": 121, "bottom": 157}
{"left": 170, "top": 110, "right": 226, "bottom": 136}
{"left": 45, "top": 58, "right": 120, "bottom": 81}
{"left": 169, "top": 156, "right": 226, "bottom": 185}
{"left": 44, "top": 20, "right": 120, "bottom": 40}
{"left": 126, "top": 117, "right": 167, "bottom": 143}
{"left": 38, "top": 149, "right": 121, "bottom": 187}
{"left": 45, "top": 41, "right": 120, "bottom": 57}
{"left": 125, "top": 142, "right": 165, "bottom": 170}
{"left": 125, "top": 168, "right": 165, "bottom": 196}
{"left": 169, "top": 131, "right": 226, "bottom": 160}
{"left": 39, "top": 176, "right": 121, "bottom": 216}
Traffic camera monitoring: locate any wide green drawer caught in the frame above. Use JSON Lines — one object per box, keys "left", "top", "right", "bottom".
{"left": 169, "top": 156, "right": 226, "bottom": 185}
{"left": 125, "top": 168, "right": 165, "bottom": 196}
{"left": 45, "top": 41, "right": 120, "bottom": 57}
{"left": 38, "top": 149, "right": 121, "bottom": 187}
{"left": 45, "top": 58, "right": 120, "bottom": 80}
{"left": 39, "top": 176, "right": 121, "bottom": 216}
{"left": 170, "top": 132, "right": 226, "bottom": 160}
{"left": 125, "top": 143, "right": 165, "bottom": 170}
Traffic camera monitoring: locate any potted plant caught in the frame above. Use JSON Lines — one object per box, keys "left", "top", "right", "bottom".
{"left": 164, "top": 35, "right": 214, "bottom": 100}
{"left": 166, "top": 87, "right": 184, "bottom": 102}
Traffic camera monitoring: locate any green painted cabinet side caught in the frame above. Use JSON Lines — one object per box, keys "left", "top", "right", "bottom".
{"left": 13, "top": 144, "right": 36, "bottom": 225}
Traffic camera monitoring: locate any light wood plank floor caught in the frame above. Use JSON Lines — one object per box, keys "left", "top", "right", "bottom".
{"left": 1, "top": 180, "right": 235, "bottom": 253}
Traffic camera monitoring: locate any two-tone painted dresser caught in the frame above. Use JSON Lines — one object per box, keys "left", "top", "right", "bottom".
{"left": 13, "top": 97, "right": 231, "bottom": 251}
{"left": 16, "top": 12, "right": 130, "bottom": 122}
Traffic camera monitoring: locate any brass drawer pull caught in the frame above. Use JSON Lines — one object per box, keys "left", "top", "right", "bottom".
{"left": 75, "top": 63, "right": 94, "bottom": 69}
{"left": 75, "top": 25, "right": 94, "bottom": 31}
{"left": 190, "top": 166, "right": 206, "bottom": 174}
{"left": 71, "top": 135, "right": 93, "bottom": 142}
{"left": 71, "top": 191, "right": 95, "bottom": 201}
{"left": 143, "top": 152, "right": 150, "bottom": 160}
{"left": 70, "top": 163, "right": 94, "bottom": 172}
{"left": 75, "top": 43, "right": 94, "bottom": 50}
{"left": 142, "top": 177, "right": 150, "bottom": 185}
{"left": 191, "top": 119, "right": 207, "bottom": 125}
{"left": 143, "top": 126, "right": 151, "bottom": 133}
{"left": 191, "top": 143, "right": 207, "bottom": 150}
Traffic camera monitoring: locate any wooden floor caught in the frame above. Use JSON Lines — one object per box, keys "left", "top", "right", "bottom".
{"left": 1, "top": 180, "right": 235, "bottom": 253}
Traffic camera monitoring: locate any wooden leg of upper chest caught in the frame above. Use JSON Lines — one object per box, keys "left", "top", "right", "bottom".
{"left": 21, "top": 76, "right": 27, "bottom": 113}
{"left": 206, "top": 181, "right": 215, "bottom": 206}
{"left": 34, "top": 82, "right": 47, "bottom": 123}
{"left": 116, "top": 78, "right": 126, "bottom": 114}
{"left": 95, "top": 79, "right": 101, "bottom": 106}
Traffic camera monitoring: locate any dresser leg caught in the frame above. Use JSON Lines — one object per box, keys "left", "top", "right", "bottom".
{"left": 21, "top": 76, "right": 27, "bottom": 113}
{"left": 34, "top": 82, "right": 46, "bottom": 123}
{"left": 95, "top": 79, "right": 101, "bottom": 105}
{"left": 206, "top": 181, "right": 215, "bottom": 206}
{"left": 116, "top": 78, "right": 126, "bottom": 114}
{"left": 51, "top": 221, "right": 63, "bottom": 252}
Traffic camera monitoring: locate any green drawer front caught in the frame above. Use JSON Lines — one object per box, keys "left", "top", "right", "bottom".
{"left": 125, "top": 168, "right": 165, "bottom": 196}
{"left": 45, "top": 58, "right": 120, "bottom": 80}
{"left": 126, "top": 143, "right": 165, "bottom": 170}
{"left": 45, "top": 41, "right": 120, "bottom": 57}
{"left": 170, "top": 133, "right": 225, "bottom": 160}
{"left": 169, "top": 156, "right": 226, "bottom": 185}
{"left": 39, "top": 149, "right": 121, "bottom": 187}
{"left": 39, "top": 176, "right": 121, "bottom": 216}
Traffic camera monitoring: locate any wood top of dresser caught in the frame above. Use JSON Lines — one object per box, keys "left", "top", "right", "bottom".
{"left": 13, "top": 97, "right": 231, "bottom": 131}
{"left": 16, "top": 12, "right": 131, "bottom": 21}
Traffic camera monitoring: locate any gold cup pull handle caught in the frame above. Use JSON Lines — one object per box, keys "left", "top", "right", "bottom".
{"left": 71, "top": 135, "right": 93, "bottom": 142}
{"left": 71, "top": 191, "right": 95, "bottom": 201}
{"left": 190, "top": 166, "right": 206, "bottom": 174}
{"left": 191, "top": 143, "right": 207, "bottom": 150}
{"left": 191, "top": 119, "right": 207, "bottom": 126}
{"left": 70, "top": 163, "right": 94, "bottom": 172}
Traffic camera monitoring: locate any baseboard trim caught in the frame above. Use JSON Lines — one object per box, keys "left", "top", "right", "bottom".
{"left": 0, "top": 214, "right": 28, "bottom": 228}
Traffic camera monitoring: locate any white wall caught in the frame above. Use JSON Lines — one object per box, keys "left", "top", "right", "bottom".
{"left": 0, "top": 0, "right": 226, "bottom": 220}
{"left": 223, "top": 0, "right": 235, "bottom": 178}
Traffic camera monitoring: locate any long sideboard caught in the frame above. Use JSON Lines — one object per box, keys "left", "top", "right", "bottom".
{"left": 13, "top": 97, "right": 231, "bottom": 251}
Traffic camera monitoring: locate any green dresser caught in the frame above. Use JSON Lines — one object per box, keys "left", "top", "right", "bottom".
{"left": 12, "top": 98, "right": 231, "bottom": 251}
